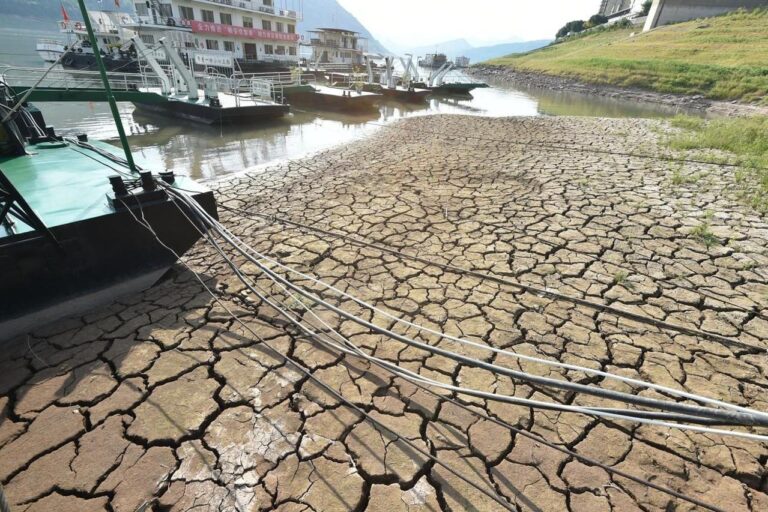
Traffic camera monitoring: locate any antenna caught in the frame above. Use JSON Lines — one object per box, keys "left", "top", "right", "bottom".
{"left": 75, "top": 0, "right": 137, "bottom": 174}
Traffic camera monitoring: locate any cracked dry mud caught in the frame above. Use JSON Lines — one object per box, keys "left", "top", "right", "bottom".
{"left": 2, "top": 115, "right": 768, "bottom": 511}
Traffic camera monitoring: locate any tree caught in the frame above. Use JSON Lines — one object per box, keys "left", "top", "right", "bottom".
{"left": 556, "top": 19, "right": 586, "bottom": 38}
{"left": 588, "top": 14, "right": 609, "bottom": 27}
{"left": 641, "top": 0, "right": 653, "bottom": 16}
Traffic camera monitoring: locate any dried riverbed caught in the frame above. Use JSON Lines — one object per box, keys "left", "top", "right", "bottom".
{"left": 1, "top": 115, "right": 768, "bottom": 511}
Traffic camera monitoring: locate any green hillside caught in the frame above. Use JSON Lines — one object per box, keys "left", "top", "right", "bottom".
{"left": 488, "top": 8, "right": 768, "bottom": 104}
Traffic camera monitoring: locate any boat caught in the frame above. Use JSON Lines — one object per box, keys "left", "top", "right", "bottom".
{"left": 1, "top": 2, "right": 221, "bottom": 341}
{"left": 363, "top": 57, "right": 431, "bottom": 103}
{"left": 36, "top": 10, "right": 140, "bottom": 73}
{"left": 130, "top": 38, "right": 289, "bottom": 125}
{"left": 38, "top": 1, "right": 303, "bottom": 76}
{"left": 454, "top": 56, "right": 470, "bottom": 68}
{"left": 417, "top": 53, "right": 447, "bottom": 68}
{"left": 280, "top": 83, "right": 381, "bottom": 112}
{"left": 0, "top": 82, "right": 217, "bottom": 341}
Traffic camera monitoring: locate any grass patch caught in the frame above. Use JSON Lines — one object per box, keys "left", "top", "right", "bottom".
{"left": 690, "top": 211, "right": 721, "bottom": 247}
{"left": 488, "top": 8, "right": 768, "bottom": 104}
{"left": 668, "top": 115, "right": 768, "bottom": 213}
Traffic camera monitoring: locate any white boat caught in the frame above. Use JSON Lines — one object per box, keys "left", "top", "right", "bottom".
{"left": 36, "top": 39, "right": 67, "bottom": 62}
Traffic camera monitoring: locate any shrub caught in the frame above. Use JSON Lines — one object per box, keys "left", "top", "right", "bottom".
{"left": 556, "top": 19, "right": 586, "bottom": 38}
{"left": 588, "top": 14, "right": 609, "bottom": 27}
{"left": 641, "top": 0, "right": 653, "bottom": 16}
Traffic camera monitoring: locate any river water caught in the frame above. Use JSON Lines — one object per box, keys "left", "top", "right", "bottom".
{"left": 1, "top": 16, "right": 687, "bottom": 180}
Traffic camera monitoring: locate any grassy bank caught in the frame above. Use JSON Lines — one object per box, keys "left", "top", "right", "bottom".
{"left": 668, "top": 115, "right": 768, "bottom": 213}
{"left": 488, "top": 9, "right": 768, "bottom": 104}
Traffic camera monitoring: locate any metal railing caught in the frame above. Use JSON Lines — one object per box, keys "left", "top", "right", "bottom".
{"left": 0, "top": 65, "right": 166, "bottom": 94}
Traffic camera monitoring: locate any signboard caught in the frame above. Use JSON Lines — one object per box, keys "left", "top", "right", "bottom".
{"left": 194, "top": 52, "right": 234, "bottom": 68}
{"left": 190, "top": 20, "right": 300, "bottom": 42}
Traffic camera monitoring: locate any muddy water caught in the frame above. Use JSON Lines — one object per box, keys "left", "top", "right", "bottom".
{"left": 1, "top": 17, "right": 689, "bottom": 180}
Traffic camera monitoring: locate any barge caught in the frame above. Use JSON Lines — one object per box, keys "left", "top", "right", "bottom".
{"left": 0, "top": 86, "right": 217, "bottom": 341}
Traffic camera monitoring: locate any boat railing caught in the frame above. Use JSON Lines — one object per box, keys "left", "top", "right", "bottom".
{"left": 0, "top": 66, "right": 167, "bottom": 95}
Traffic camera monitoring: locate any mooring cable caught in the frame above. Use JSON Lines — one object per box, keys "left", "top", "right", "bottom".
{"left": 217, "top": 202, "right": 765, "bottom": 353}
{"left": 200, "top": 226, "right": 741, "bottom": 429}
{"left": 207, "top": 201, "right": 768, "bottom": 421}
{"left": 169, "top": 188, "right": 768, "bottom": 430}
{"left": 167, "top": 193, "right": 727, "bottom": 512}
{"left": 120, "top": 194, "right": 519, "bottom": 512}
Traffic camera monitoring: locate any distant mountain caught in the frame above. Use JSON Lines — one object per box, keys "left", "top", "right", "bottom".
{"left": 404, "top": 38, "right": 552, "bottom": 65}
{"left": 297, "top": 0, "right": 389, "bottom": 55}
{"left": 406, "top": 38, "right": 474, "bottom": 58}
{"left": 464, "top": 40, "right": 551, "bottom": 63}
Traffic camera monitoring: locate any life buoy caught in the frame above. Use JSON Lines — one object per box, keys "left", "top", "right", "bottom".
{"left": 121, "top": 15, "right": 129, "bottom": 25}
{"left": 74, "top": 21, "right": 83, "bottom": 31}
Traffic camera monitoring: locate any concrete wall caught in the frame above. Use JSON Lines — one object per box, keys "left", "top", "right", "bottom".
{"left": 599, "top": 0, "right": 636, "bottom": 17}
{"left": 644, "top": 0, "right": 768, "bottom": 30}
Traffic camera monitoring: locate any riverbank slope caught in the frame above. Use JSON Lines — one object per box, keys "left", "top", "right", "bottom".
{"left": 473, "top": 8, "right": 768, "bottom": 114}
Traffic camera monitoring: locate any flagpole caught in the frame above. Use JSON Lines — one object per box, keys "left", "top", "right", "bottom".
{"left": 75, "top": 0, "right": 137, "bottom": 174}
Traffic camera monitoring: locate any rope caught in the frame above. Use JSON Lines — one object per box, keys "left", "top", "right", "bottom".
{"left": 166, "top": 189, "right": 726, "bottom": 511}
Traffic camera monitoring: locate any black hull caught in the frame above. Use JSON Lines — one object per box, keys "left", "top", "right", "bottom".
{"left": 133, "top": 101, "right": 290, "bottom": 125}
{"left": 283, "top": 91, "right": 379, "bottom": 113}
{"left": 0, "top": 191, "right": 217, "bottom": 341}
{"left": 61, "top": 53, "right": 140, "bottom": 74}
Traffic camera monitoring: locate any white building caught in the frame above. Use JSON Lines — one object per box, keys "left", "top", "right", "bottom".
{"left": 309, "top": 28, "right": 366, "bottom": 66}
{"left": 126, "top": 0, "right": 302, "bottom": 68}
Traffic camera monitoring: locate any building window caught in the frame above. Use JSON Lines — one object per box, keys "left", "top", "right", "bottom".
{"left": 206, "top": 39, "right": 219, "bottom": 50}
{"left": 276, "top": 22, "right": 284, "bottom": 32}
{"left": 287, "top": 24, "right": 295, "bottom": 34}
{"left": 140, "top": 34, "right": 155, "bottom": 44}
{"left": 179, "top": 6, "right": 194, "bottom": 20}
{"left": 275, "top": 45, "right": 285, "bottom": 55}
{"left": 135, "top": 3, "right": 148, "bottom": 16}
{"left": 262, "top": 20, "right": 272, "bottom": 31}
{"left": 201, "top": 9, "right": 214, "bottom": 22}
{"left": 242, "top": 16, "right": 253, "bottom": 28}
{"left": 263, "top": 0, "right": 273, "bottom": 6}
{"left": 264, "top": 44, "right": 273, "bottom": 54}
{"left": 185, "top": 41, "right": 195, "bottom": 48}
{"left": 289, "top": 46, "right": 296, "bottom": 56}
{"left": 158, "top": 3, "right": 173, "bottom": 18}
{"left": 220, "top": 13, "right": 232, "bottom": 25}
{"left": 224, "top": 41, "right": 235, "bottom": 52}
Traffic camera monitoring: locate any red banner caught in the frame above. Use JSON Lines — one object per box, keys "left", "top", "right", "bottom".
{"left": 190, "top": 20, "right": 299, "bottom": 42}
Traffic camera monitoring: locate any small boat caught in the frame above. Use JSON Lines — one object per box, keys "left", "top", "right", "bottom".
{"left": 418, "top": 53, "right": 448, "bottom": 68}
{"left": 0, "top": 82, "right": 217, "bottom": 341}
{"left": 280, "top": 84, "right": 380, "bottom": 112}
{"left": 363, "top": 83, "right": 431, "bottom": 103}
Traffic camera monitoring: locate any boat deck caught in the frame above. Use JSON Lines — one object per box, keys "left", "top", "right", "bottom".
{"left": 0, "top": 140, "right": 207, "bottom": 237}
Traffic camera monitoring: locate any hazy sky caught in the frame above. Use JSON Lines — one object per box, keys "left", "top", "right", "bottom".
{"left": 336, "top": 0, "right": 600, "bottom": 50}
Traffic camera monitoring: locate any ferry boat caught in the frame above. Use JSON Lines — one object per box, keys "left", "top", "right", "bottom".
{"left": 36, "top": 10, "right": 139, "bottom": 73}
{"left": 0, "top": 79, "right": 217, "bottom": 341}
{"left": 307, "top": 28, "right": 367, "bottom": 68}
{"left": 417, "top": 53, "right": 447, "bottom": 68}
{"left": 37, "top": 1, "right": 302, "bottom": 74}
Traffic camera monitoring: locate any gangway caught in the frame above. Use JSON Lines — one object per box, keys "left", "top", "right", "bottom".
{"left": 1, "top": 66, "right": 169, "bottom": 104}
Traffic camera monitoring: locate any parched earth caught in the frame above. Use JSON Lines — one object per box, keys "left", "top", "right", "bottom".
{"left": 1, "top": 115, "right": 768, "bottom": 511}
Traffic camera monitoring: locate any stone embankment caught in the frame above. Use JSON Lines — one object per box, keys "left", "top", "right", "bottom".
{"left": 1, "top": 115, "right": 767, "bottom": 511}
{"left": 470, "top": 65, "right": 768, "bottom": 118}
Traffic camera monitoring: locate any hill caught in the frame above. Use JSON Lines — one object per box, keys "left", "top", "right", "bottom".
{"left": 297, "top": 0, "right": 388, "bottom": 55}
{"left": 406, "top": 39, "right": 474, "bottom": 58}
{"left": 488, "top": 8, "right": 768, "bottom": 104}
{"left": 464, "top": 40, "right": 550, "bottom": 63}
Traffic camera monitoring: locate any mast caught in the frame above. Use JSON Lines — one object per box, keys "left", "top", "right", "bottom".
{"left": 76, "top": 0, "right": 137, "bottom": 174}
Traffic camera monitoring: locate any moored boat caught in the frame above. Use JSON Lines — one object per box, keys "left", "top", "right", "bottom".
{"left": 0, "top": 82, "right": 217, "bottom": 341}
